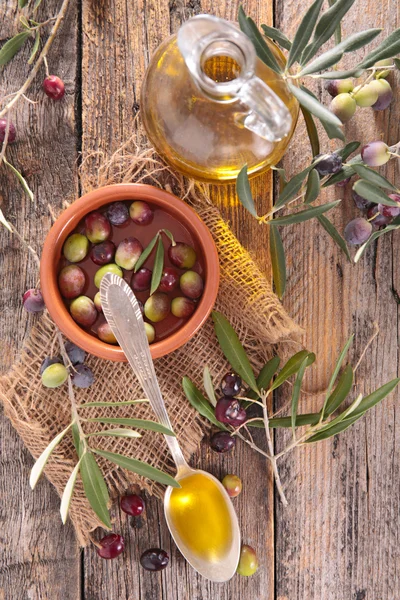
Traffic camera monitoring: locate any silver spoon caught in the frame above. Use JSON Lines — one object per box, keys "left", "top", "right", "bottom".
{"left": 100, "top": 273, "right": 240, "bottom": 582}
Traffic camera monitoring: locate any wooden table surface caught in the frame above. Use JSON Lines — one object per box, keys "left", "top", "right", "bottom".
{"left": 1, "top": 0, "right": 399, "bottom": 598}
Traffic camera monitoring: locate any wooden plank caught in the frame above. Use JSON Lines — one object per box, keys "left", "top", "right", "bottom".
{"left": 274, "top": 2, "right": 400, "bottom": 599}
{"left": 81, "top": 0, "right": 275, "bottom": 598}
{"left": 0, "top": 1, "right": 81, "bottom": 598}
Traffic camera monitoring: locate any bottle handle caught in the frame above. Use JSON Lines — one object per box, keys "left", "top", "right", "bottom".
{"left": 177, "top": 14, "right": 292, "bottom": 142}
{"left": 236, "top": 76, "right": 292, "bottom": 142}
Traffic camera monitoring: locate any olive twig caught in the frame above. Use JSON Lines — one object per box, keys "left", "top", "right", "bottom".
{"left": 260, "top": 389, "right": 288, "bottom": 506}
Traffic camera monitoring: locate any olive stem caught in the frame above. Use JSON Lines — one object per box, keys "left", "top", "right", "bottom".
{"left": 261, "top": 390, "right": 288, "bottom": 506}
{"left": 0, "top": 0, "right": 71, "bottom": 119}
{"left": 233, "top": 430, "right": 273, "bottom": 462}
{"left": 8, "top": 222, "right": 41, "bottom": 268}
{"left": 0, "top": 114, "right": 11, "bottom": 162}
{"left": 56, "top": 331, "right": 87, "bottom": 444}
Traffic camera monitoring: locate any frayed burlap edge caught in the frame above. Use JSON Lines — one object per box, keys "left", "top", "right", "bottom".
{"left": 0, "top": 135, "right": 303, "bottom": 546}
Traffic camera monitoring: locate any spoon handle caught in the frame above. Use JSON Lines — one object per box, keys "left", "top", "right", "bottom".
{"left": 100, "top": 273, "right": 187, "bottom": 471}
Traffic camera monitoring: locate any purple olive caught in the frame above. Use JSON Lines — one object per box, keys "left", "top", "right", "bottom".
{"left": 352, "top": 190, "right": 373, "bottom": 211}
{"left": 171, "top": 296, "right": 196, "bottom": 318}
{"left": 210, "top": 431, "right": 236, "bottom": 453}
{"left": 107, "top": 202, "right": 129, "bottom": 226}
{"left": 23, "top": 288, "right": 45, "bottom": 313}
{"left": 97, "top": 322, "right": 118, "bottom": 344}
{"left": 0, "top": 118, "right": 16, "bottom": 143}
{"left": 58, "top": 265, "right": 86, "bottom": 299}
{"left": 70, "top": 296, "right": 97, "bottom": 327}
{"left": 43, "top": 75, "right": 65, "bottom": 100}
{"left": 158, "top": 267, "right": 179, "bottom": 293}
{"left": 140, "top": 548, "right": 169, "bottom": 571}
{"left": 367, "top": 205, "right": 393, "bottom": 227}
{"left": 361, "top": 141, "right": 390, "bottom": 167}
{"left": 115, "top": 237, "right": 143, "bottom": 270}
{"left": 129, "top": 201, "right": 154, "bottom": 225}
{"left": 220, "top": 372, "right": 242, "bottom": 397}
{"left": 370, "top": 79, "right": 393, "bottom": 111}
{"left": 90, "top": 240, "right": 116, "bottom": 266}
{"left": 97, "top": 534, "right": 125, "bottom": 559}
{"left": 65, "top": 341, "right": 86, "bottom": 365}
{"left": 63, "top": 233, "right": 89, "bottom": 263}
{"left": 215, "top": 397, "right": 247, "bottom": 427}
{"left": 168, "top": 242, "right": 197, "bottom": 269}
{"left": 344, "top": 218, "right": 373, "bottom": 245}
{"left": 324, "top": 78, "right": 354, "bottom": 97}
{"left": 179, "top": 271, "right": 204, "bottom": 299}
{"left": 85, "top": 211, "right": 111, "bottom": 243}
{"left": 335, "top": 176, "right": 352, "bottom": 188}
{"left": 314, "top": 153, "right": 343, "bottom": 176}
{"left": 144, "top": 293, "right": 170, "bottom": 322}
{"left": 131, "top": 268, "right": 152, "bottom": 292}
{"left": 378, "top": 194, "right": 400, "bottom": 218}
{"left": 71, "top": 364, "right": 94, "bottom": 388}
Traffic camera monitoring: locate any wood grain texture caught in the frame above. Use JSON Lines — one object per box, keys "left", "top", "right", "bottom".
{"left": 81, "top": 0, "right": 275, "bottom": 598}
{"left": 274, "top": 1, "right": 400, "bottom": 599}
{"left": 0, "top": 1, "right": 80, "bottom": 598}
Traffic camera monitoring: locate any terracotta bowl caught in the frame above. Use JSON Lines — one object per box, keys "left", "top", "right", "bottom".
{"left": 40, "top": 183, "right": 220, "bottom": 361}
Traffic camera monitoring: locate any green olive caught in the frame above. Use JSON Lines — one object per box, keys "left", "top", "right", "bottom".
{"left": 41, "top": 363, "right": 69, "bottom": 388}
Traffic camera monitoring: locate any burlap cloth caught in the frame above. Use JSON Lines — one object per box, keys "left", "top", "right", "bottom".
{"left": 0, "top": 137, "right": 302, "bottom": 546}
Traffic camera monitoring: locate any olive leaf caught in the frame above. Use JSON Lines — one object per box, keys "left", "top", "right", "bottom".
{"left": 316, "top": 67, "right": 365, "bottom": 79}
{"left": 18, "top": 0, "right": 29, "bottom": 7}
{"left": 134, "top": 233, "right": 159, "bottom": 272}
{"left": 0, "top": 208, "right": 12, "bottom": 232}
{"left": 80, "top": 451, "right": 111, "bottom": 529}
{"left": 71, "top": 422, "right": 82, "bottom": 457}
{"left": 86, "top": 417, "right": 176, "bottom": 436}
{"left": 238, "top": 7, "right": 282, "bottom": 74}
{"left": 317, "top": 214, "right": 351, "bottom": 261}
{"left": 272, "top": 200, "right": 341, "bottom": 226}
{"left": 305, "top": 413, "right": 361, "bottom": 442}
{"left": 161, "top": 228, "right": 175, "bottom": 245}
{"left": 291, "top": 356, "right": 309, "bottom": 439}
{"left": 354, "top": 224, "right": 400, "bottom": 263}
{"left": 300, "top": 106, "right": 320, "bottom": 157}
{"left": 316, "top": 393, "right": 364, "bottom": 434}
{"left": 352, "top": 180, "right": 399, "bottom": 206}
{"left": 150, "top": 236, "right": 164, "bottom": 295}
{"left": 212, "top": 311, "right": 259, "bottom": 393}
{"left": 298, "top": 29, "right": 382, "bottom": 76}
{"left": 28, "top": 30, "right": 41, "bottom": 65}
{"left": 287, "top": 0, "right": 324, "bottom": 67}
{"left": 261, "top": 24, "right": 292, "bottom": 51}
{"left": 323, "top": 164, "right": 357, "bottom": 187}
{"left": 30, "top": 423, "right": 72, "bottom": 489}
{"left": 0, "top": 31, "right": 31, "bottom": 67}
{"left": 351, "top": 164, "right": 398, "bottom": 191}
{"left": 269, "top": 224, "right": 286, "bottom": 299}
{"left": 86, "top": 428, "right": 142, "bottom": 438}
{"left": 301, "top": 0, "right": 357, "bottom": 64}
{"left": 350, "top": 378, "right": 400, "bottom": 418}
{"left": 288, "top": 83, "right": 342, "bottom": 128}
{"left": 182, "top": 376, "right": 227, "bottom": 430}
{"left": 304, "top": 169, "right": 320, "bottom": 204}
{"left": 394, "top": 58, "right": 400, "bottom": 70}
{"left": 3, "top": 158, "right": 34, "bottom": 201}
{"left": 358, "top": 27, "right": 400, "bottom": 69}
{"left": 93, "top": 449, "right": 180, "bottom": 488}
{"left": 79, "top": 399, "right": 148, "bottom": 408}
{"left": 244, "top": 356, "right": 281, "bottom": 406}
{"left": 236, "top": 164, "right": 258, "bottom": 218}
{"left": 271, "top": 351, "right": 315, "bottom": 390}
{"left": 323, "top": 334, "right": 353, "bottom": 413}
{"left": 335, "top": 141, "right": 360, "bottom": 160}
{"left": 324, "top": 364, "right": 354, "bottom": 417}
{"left": 248, "top": 413, "right": 322, "bottom": 428}
{"left": 60, "top": 458, "right": 82, "bottom": 524}
{"left": 275, "top": 164, "right": 314, "bottom": 208}
{"left": 299, "top": 86, "right": 345, "bottom": 141}
{"left": 203, "top": 366, "right": 217, "bottom": 407}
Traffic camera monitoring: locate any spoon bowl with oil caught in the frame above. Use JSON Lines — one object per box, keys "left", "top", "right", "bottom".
{"left": 100, "top": 273, "right": 241, "bottom": 582}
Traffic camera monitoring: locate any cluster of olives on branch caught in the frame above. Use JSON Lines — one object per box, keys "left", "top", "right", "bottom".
{"left": 326, "top": 59, "right": 394, "bottom": 123}
{"left": 40, "top": 341, "right": 94, "bottom": 389}
{"left": 59, "top": 200, "right": 204, "bottom": 345}
{"left": 210, "top": 371, "right": 247, "bottom": 453}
